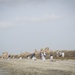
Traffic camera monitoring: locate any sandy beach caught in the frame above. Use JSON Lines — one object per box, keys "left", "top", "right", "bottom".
{"left": 0, "top": 59, "right": 75, "bottom": 75}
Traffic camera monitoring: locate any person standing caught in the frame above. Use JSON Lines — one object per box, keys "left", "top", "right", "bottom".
{"left": 62, "top": 52, "right": 65, "bottom": 57}
{"left": 50, "top": 54, "right": 53, "bottom": 62}
{"left": 42, "top": 53, "right": 45, "bottom": 61}
{"left": 40, "top": 52, "right": 42, "bottom": 59}
{"left": 44, "top": 51, "right": 46, "bottom": 58}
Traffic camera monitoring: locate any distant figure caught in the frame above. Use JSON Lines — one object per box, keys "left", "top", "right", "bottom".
{"left": 40, "top": 52, "right": 42, "bottom": 59}
{"left": 41, "top": 53, "right": 45, "bottom": 61}
{"left": 56, "top": 51, "right": 59, "bottom": 57}
{"left": 50, "top": 54, "right": 53, "bottom": 62}
{"left": 31, "top": 53, "right": 35, "bottom": 59}
{"left": 44, "top": 51, "right": 46, "bottom": 58}
{"left": 31, "top": 53, "right": 36, "bottom": 61}
{"left": 62, "top": 52, "right": 65, "bottom": 57}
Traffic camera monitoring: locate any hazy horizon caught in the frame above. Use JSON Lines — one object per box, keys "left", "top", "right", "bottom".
{"left": 0, "top": 0, "right": 75, "bottom": 55}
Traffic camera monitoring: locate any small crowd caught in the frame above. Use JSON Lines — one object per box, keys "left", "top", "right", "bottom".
{"left": 1, "top": 51, "right": 65, "bottom": 61}
{"left": 28, "top": 51, "right": 65, "bottom": 61}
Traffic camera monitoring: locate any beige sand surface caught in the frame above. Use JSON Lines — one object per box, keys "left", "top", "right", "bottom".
{"left": 0, "top": 59, "right": 75, "bottom": 75}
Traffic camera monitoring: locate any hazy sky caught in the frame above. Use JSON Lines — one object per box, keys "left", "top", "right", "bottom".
{"left": 0, "top": 0, "right": 75, "bottom": 55}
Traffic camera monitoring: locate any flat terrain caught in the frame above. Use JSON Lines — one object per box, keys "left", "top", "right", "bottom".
{"left": 0, "top": 59, "right": 75, "bottom": 75}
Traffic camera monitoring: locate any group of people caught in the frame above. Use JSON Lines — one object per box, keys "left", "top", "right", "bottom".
{"left": 56, "top": 51, "right": 65, "bottom": 58}
{"left": 29, "top": 52, "right": 47, "bottom": 61}
{"left": 2, "top": 51, "right": 65, "bottom": 61}
{"left": 30, "top": 51, "right": 65, "bottom": 61}
{"left": 30, "top": 51, "right": 54, "bottom": 61}
{"left": 40, "top": 52, "right": 46, "bottom": 61}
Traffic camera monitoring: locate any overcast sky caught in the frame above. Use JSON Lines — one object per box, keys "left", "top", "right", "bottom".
{"left": 0, "top": 0, "right": 75, "bottom": 55}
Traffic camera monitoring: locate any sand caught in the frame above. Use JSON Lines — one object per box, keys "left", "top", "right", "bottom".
{"left": 0, "top": 59, "right": 75, "bottom": 75}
